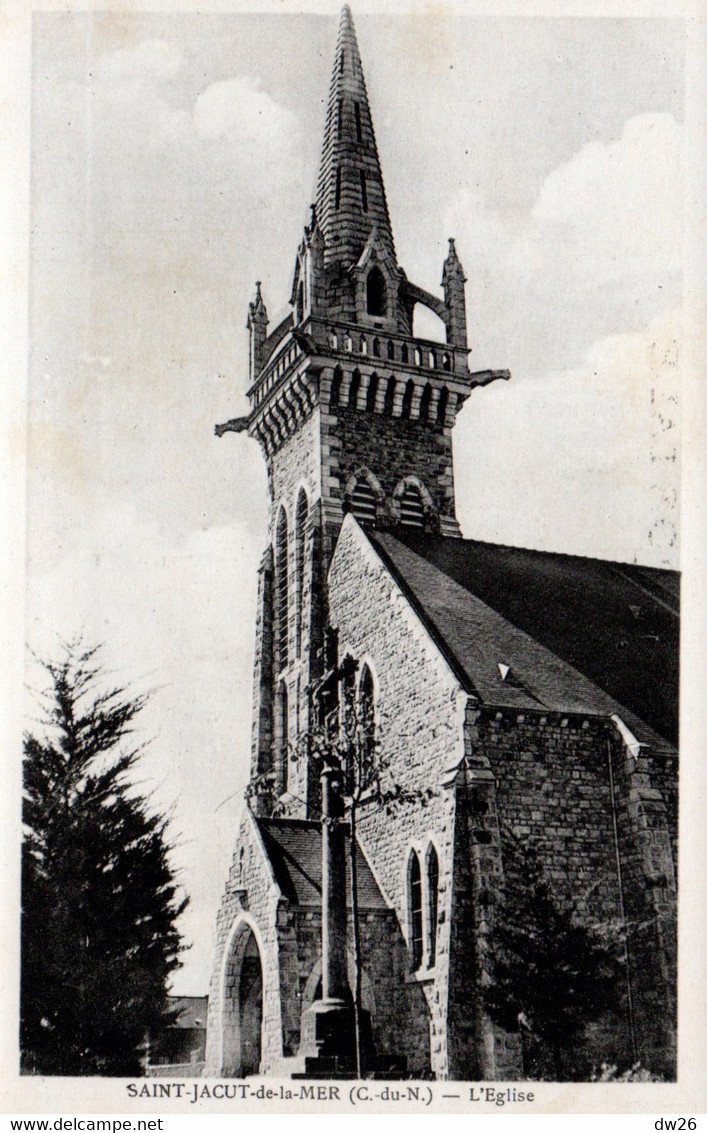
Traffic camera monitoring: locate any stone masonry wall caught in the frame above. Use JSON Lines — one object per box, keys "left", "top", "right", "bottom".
{"left": 605, "top": 730, "right": 677, "bottom": 1075}
{"left": 268, "top": 410, "right": 322, "bottom": 530}
{"left": 465, "top": 707, "right": 677, "bottom": 1078}
{"left": 318, "top": 364, "right": 460, "bottom": 536}
{"left": 327, "top": 519, "right": 677, "bottom": 1078}
{"left": 204, "top": 808, "right": 284, "bottom": 1076}
{"left": 274, "top": 903, "right": 431, "bottom": 1075}
{"left": 446, "top": 738, "right": 523, "bottom": 1081}
{"left": 328, "top": 516, "right": 468, "bottom": 1078}
{"left": 256, "top": 412, "right": 325, "bottom": 815}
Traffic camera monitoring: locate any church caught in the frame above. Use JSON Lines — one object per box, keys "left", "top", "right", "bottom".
{"left": 205, "top": 7, "right": 678, "bottom": 1081}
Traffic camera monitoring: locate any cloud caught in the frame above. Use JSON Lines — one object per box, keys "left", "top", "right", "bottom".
{"left": 444, "top": 113, "right": 684, "bottom": 380}
{"left": 532, "top": 113, "right": 683, "bottom": 282}
{"left": 94, "top": 44, "right": 302, "bottom": 168}
{"left": 193, "top": 76, "right": 300, "bottom": 153}
{"left": 455, "top": 307, "right": 681, "bottom": 567}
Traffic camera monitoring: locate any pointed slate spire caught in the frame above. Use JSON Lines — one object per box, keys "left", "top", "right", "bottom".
{"left": 315, "top": 6, "right": 396, "bottom": 269}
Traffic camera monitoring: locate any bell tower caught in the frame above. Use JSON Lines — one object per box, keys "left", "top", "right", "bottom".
{"left": 217, "top": 5, "right": 509, "bottom": 818}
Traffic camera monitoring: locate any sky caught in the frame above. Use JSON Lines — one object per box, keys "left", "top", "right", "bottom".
{"left": 25, "top": 8, "right": 686, "bottom": 994}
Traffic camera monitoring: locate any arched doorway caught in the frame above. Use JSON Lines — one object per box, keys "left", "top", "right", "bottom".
{"left": 222, "top": 924, "right": 263, "bottom": 1077}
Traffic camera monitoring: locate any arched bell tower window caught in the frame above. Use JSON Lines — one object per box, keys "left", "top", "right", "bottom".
{"left": 366, "top": 267, "right": 386, "bottom": 317}
{"left": 294, "top": 489, "right": 308, "bottom": 659}
{"left": 426, "top": 844, "right": 439, "bottom": 968}
{"left": 350, "top": 477, "right": 377, "bottom": 525}
{"left": 408, "top": 851, "right": 423, "bottom": 971}
{"left": 400, "top": 484, "right": 424, "bottom": 530}
{"left": 275, "top": 507, "right": 289, "bottom": 669}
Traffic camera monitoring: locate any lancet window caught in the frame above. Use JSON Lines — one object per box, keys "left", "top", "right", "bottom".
{"left": 294, "top": 489, "right": 308, "bottom": 659}
{"left": 275, "top": 507, "right": 289, "bottom": 669}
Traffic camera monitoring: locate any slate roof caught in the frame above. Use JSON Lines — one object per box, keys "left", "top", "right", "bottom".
{"left": 257, "top": 818, "right": 389, "bottom": 910}
{"left": 261, "top": 312, "right": 293, "bottom": 368}
{"left": 366, "top": 529, "right": 679, "bottom": 747}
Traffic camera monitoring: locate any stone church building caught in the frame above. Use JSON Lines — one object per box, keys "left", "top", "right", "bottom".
{"left": 205, "top": 7, "right": 678, "bottom": 1081}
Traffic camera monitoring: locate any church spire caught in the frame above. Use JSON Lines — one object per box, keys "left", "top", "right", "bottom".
{"left": 315, "top": 5, "right": 396, "bottom": 269}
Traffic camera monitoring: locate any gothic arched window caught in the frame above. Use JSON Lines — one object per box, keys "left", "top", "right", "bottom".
{"left": 294, "top": 489, "right": 308, "bottom": 659}
{"left": 275, "top": 680, "right": 288, "bottom": 795}
{"left": 358, "top": 664, "right": 375, "bottom": 767}
{"left": 387, "top": 339, "right": 395, "bottom": 361}
{"left": 366, "top": 267, "right": 386, "bottom": 317}
{"left": 275, "top": 507, "right": 289, "bottom": 669}
{"left": 426, "top": 844, "right": 439, "bottom": 968}
{"left": 400, "top": 484, "right": 424, "bottom": 530}
{"left": 408, "top": 851, "right": 423, "bottom": 970}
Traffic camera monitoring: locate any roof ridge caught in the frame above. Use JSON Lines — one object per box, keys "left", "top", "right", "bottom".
{"left": 399, "top": 529, "right": 679, "bottom": 577}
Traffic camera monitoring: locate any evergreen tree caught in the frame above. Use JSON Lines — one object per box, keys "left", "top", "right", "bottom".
{"left": 21, "top": 644, "right": 188, "bottom": 1076}
{"left": 481, "top": 833, "right": 622, "bottom": 1080}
